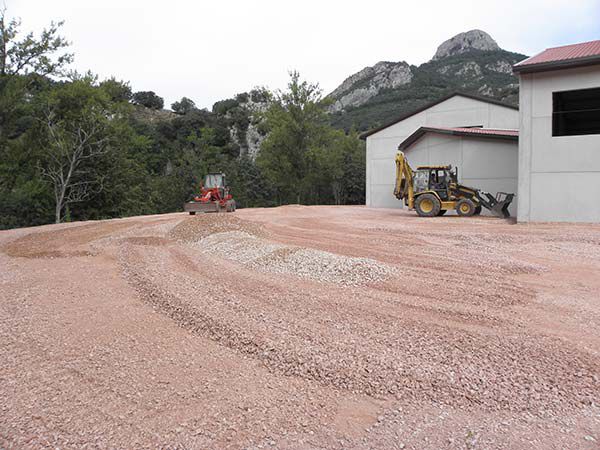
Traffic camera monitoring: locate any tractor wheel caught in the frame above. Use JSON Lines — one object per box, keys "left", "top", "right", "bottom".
{"left": 437, "top": 209, "right": 447, "bottom": 216}
{"left": 474, "top": 205, "right": 482, "bottom": 215}
{"left": 415, "top": 194, "right": 441, "bottom": 217}
{"left": 456, "top": 199, "right": 476, "bottom": 217}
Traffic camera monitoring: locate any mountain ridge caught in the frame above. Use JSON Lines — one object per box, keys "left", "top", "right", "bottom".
{"left": 327, "top": 30, "right": 527, "bottom": 132}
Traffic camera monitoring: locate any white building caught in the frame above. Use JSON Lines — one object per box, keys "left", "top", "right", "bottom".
{"left": 514, "top": 40, "right": 600, "bottom": 223}
{"left": 361, "top": 93, "right": 519, "bottom": 210}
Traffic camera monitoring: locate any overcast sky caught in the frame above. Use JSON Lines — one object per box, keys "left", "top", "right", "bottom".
{"left": 9, "top": 0, "right": 600, "bottom": 110}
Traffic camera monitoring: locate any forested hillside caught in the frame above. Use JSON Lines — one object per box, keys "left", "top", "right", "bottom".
{"left": 0, "top": 13, "right": 365, "bottom": 229}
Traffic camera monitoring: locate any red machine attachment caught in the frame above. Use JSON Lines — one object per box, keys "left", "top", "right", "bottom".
{"left": 184, "top": 173, "right": 236, "bottom": 214}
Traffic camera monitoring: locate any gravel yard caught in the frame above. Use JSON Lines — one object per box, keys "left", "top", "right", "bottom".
{"left": 1, "top": 205, "right": 599, "bottom": 449}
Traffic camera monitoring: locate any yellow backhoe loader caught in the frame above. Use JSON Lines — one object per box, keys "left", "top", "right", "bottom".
{"left": 394, "top": 151, "right": 514, "bottom": 218}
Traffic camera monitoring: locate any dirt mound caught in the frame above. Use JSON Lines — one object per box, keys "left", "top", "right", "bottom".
{"left": 197, "top": 230, "right": 396, "bottom": 286}
{"left": 170, "top": 215, "right": 395, "bottom": 286}
{"left": 2, "top": 221, "right": 134, "bottom": 258}
{"left": 169, "top": 214, "right": 266, "bottom": 242}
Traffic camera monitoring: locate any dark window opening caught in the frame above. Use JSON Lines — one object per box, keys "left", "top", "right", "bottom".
{"left": 553, "top": 87, "right": 600, "bottom": 137}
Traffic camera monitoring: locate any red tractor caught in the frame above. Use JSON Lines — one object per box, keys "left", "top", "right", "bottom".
{"left": 183, "top": 173, "right": 236, "bottom": 214}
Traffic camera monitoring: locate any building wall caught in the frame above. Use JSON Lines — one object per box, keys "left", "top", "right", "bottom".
{"left": 403, "top": 134, "right": 518, "bottom": 216}
{"left": 518, "top": 65, "right": 600, "bottom": 222}
{"left": 365, "top": 95, "right": 519, "bottom": 208}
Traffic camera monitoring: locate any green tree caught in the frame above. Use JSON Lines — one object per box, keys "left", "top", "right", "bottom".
{"left": 0, "top": 9, "right": 73, "bottom": 77}
{"left": 99, "top": 77, "right": 132, "bottom": 102}
{"left": 171, "top": 96, "right": 196, "bottom": 115}
{"left": 0, "top": 129, "right": 54, "bottom": 229}
{"left": 312, "top": 129, "right": 365, "bottom": 205}
{"left": 0, "top": 11, "right": 74, "bottom": 228}
{"left": 227, "top": 154, "right": 276, "bottom": 208}
{"left": 132, "top": 90, "right": 164, "bottom": 109}
{"left": 37, "top": 75, "right": 136, "bottom": 223}
{"left": 257, "top": 71, "right": 329, "bottom": 204}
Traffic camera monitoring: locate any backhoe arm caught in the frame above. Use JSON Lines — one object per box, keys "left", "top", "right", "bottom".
{"left": 394, "top": 151, "right": 415, "bottom": 208}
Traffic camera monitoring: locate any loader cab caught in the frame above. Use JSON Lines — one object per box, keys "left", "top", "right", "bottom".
{"left": 204, "top": 173, "right": 226, "bottom": 189}
{"left": 414, "top": 165, "right": 456, "bottom": 201}
{"left": 204, "top": 173, "right": 227, "bottom": 198}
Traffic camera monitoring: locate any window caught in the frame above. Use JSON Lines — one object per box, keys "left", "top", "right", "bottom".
{"left": 414, "top": 170, "right": 429, "bottom": 193}
{"left": 204, "top": 174, "right": 224, "bottom": 188}
{"left": 552, "top": 87, "right": 600, "bottom": 137}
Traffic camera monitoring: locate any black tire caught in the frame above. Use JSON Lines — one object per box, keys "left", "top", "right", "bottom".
{"left": 456, "top": 198, "right": 476, "bottom": 217}
{"left": 189, "top": 211, "right": 196, "bottom": 215}
{"left": 437, "top": 209, "right": 447, "bottom": 216}
{"left": 474, "top": 205, "right": 482, "bottom": 216}
{"left": 415, "top": 194, "right": 441, "bottom": 217}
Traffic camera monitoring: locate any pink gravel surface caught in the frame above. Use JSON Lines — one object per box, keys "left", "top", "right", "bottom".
{"left": 1, "top": 206, "right": 599, "bottom": 449}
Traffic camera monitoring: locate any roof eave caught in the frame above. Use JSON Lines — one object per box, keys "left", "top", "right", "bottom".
{"left": 398, "top": 127, "right": 518, "bottom": 151}
{"left": 513, "top": 54, "right": 600, "bottom": 74}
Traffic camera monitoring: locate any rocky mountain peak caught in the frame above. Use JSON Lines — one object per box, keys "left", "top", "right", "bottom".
{"left": 432, "top": 30, "right": 500, "bottom": 60}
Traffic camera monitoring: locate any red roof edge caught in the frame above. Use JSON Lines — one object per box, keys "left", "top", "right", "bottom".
{"left": 398, "top": 126, "right": 518, "bottom": 151}
{"left": 514, "top": 39, "right": 600, "bottom": 74}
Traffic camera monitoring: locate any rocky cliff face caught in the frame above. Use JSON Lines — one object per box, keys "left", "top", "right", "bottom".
{"left": 329, "top": 61, "right": 413, "bottom": 113}
{"left": 432, "top": 29, "right": 500, "bottom": 60}
{"left": 227, "top": 96, "right": 268, "bottom": 159}
{"left": 327, "top": 30, "right": 527, "bottom": 131}
{"left": 210, "top": 89, "right": 271, "bottom": 160}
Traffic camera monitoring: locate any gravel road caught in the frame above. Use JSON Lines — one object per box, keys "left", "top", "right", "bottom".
{"left": 1, "top": 206, "right": 599, "bottom": 449}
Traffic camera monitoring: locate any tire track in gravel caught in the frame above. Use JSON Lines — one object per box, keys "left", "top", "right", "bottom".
{"left": 118, "top": 226, "right": 599, "bottom": 415}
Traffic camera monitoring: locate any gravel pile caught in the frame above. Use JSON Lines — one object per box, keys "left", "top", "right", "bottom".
{"left": 256, "top": 248, "right": 395, "bottom": 286}
{"left": 196, "top": 230, "right": 396, "bottom": 286}
{"left": 170, "top": 215, "right": 266, "bottom": 242}
{"left": 198, "top": 231, "right": 284, "bottom": 264}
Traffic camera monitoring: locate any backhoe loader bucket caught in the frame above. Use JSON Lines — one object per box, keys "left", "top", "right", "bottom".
{"left": 477, "top": 191, "right": 514, "bottom": 218}
{"left": 184, "top": 201, "right": 220, "bottom": 214}
{"left": 490, "top": 192, "right": 514, "bottom": 218}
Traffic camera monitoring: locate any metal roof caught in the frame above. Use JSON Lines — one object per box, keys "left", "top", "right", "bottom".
{"left": 431, "top": 126, "right": 518, "bottom": 137}
{"left": 398, "top": 126, "right": 518, "bottom": 150}
{"left": 359, "top": 92, "right": 518, "bottom": 140}
{"left": 513, "top": 40, "right": 600, "bottom": 74}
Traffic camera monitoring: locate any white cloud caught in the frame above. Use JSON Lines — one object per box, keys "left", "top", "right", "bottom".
{"left": 9, "top": 0, "right": 599, "bottom": 109}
